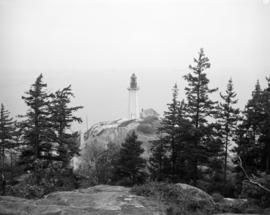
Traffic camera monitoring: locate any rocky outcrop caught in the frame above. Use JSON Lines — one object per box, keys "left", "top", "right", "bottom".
{"left": 176, "top": 183, "right": 215, "bottom": 205}
{"left": 74, "top": 109, "right": 160, "bottom": 170}
{"left": 82, "top": 118, "right": 159, "bottom": 152}
{"left": 140, "top": 108, "right": 159, "bottom": 119}
{"left": 0, "top": 185, "right": 165, "bottom": 215}
{"left": 175, "top": 183, "right": 215, "bottom": 213}
{"left": 1, "top": 184, "right": 259, "bottom": 215}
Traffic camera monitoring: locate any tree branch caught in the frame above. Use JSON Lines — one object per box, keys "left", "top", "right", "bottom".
{"left": 237, "top": 156, "right": 270, "bottom": 193}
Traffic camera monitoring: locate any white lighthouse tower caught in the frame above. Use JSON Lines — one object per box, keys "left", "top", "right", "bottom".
{"left": 128, "top": 74, "right": 139, "bottom": 119}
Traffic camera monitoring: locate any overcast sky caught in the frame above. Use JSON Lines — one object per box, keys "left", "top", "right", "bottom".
{"left": 0, "top": 0, "right": 269, "bottom": 131}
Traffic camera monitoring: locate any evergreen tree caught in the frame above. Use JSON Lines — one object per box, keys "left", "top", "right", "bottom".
{"left": 235, "top": 80, "right": 266, "bottom": 174}
{"left": 150, "top": 84, "right": 191, "bottom": 182}
{"left": 0, "top": 104, "right": 15, "bottom": 194}
{"left": 95, "top": 142, "right": 120, "bottom": 184}
{"left": 160, "top": 84, "right": 182, "bottom": 181}
{"left": 217, "top": 78, "right": 240, "bottom": 183}
{"left": 149, "top": 134, "right": 169, "bottom": 181}
{"left": 183, "top": 48, "right": 218, "bottom": 185}
{"left": 50, "top": 85, "right": 83, "bottom": 167}
{"left": 114, "top": 131, "right": 146, "bottom": 185}
{"left": 246, "top": 80, "right": 264, "bottom": 138}
{"left": 19, "top": 74, "right": 53, "bottom": 177}
{"left": 260, "top": 77, "right": 270, "bottom": 173}
{"left": 9, "top": 121, "right": 21, "bottom": 183}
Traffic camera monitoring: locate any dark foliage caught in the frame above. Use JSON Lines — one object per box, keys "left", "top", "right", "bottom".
{"left": 113, "top": 131, "right": 146, "bottom": 186}
{"left": 149, "top": 135, "right": 170, "bottom": 181}
{"left": 149, "top": 84, "right": 192, "bottom": 183}
{"left": 182, "top": 48, "right": 220, "bottom": 186}
{"left": 9, "top": 74, "right": 83, "bottom": 195}
{"left": 49, "top": 85, "right": 83, "bottom": 166}
{"left": 19, "top": 74, "right": 54, "bottom": 177}
{"left": 95, "top": 142, "right": 120, "bottom": 184}
{"left": 0, "top": 104, "right": 16, "bottom": 194}
{"left": 216, "top": 78, "right": 240, "bottom": 185}
{"left": 131, "top": 182, "right": 215, "bottom": 215}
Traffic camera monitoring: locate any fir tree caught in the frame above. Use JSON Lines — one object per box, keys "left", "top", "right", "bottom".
{"left": 149, "top": 134, "right": 169, "bottom": 181}
{"left": 218, "top": 78, "right": 240, "bottom": 183}
{"left": 260, "top": 77, "right": 270, "bottom": 173}
{"left": 231, "top": 78, "right": 270, "bottom": 200}
{"left": 50, "top": 85, "right": 83, "bottom": 167}
{"left": 95, "top": 142, "right": 120, "bottom": 184}
{"left": 235, "top": 80, "right": 264, "bottom": 174}
{"left": 150, "top": 84, "right": 191, "bottom": 182}
{"left": 160, "top": 84, "right": 182, "bottom": 181}
{"left": 9, "top": 121, "right": 21, "bottom": 183}
{"left": 0, "top": 104, "right": 15, "bottom": 194}
{"left": 19, "top": 74, "right": 53, "bottom": 177}
{"left": 183, "top": 48, "right": 218, "bottom": 185}
{"left": 246, "top": 80, "right": 264, "bottom": 136}
{"left": 114, "top": 131, "right": 146, "bottom": 185}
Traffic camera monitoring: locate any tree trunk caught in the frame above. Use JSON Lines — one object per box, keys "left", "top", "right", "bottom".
{"left": 193, "top": 108, "right": 199, "bottom": 186}
{"left": 266, "top": 138, "right": 270, "bottom": 174}
{"left": 1, "top": 137, "right": 5, "bottom": 195}
{"left": 10, "top": 151, "right": 13, "bottom": 183}
{"left": 171, "top": 138, "right": 176, "bottom": 182}
{"left": 193, "top": 156, "right": 198, "bottom": 186}
{"left": 224, "top": 133, "right": 229, "bottom": 184}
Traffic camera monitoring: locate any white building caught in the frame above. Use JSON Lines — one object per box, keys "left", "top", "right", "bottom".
{"left": 128, "top": 74, "right": 139, "bottom": 119}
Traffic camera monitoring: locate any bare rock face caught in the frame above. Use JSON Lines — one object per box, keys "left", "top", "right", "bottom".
{"left": 82, "top": 117, "right": 160, "bottom": 154}
{"left": 75, "top": 110, "right": 160, "bottom": 170}
{"left": 175, "top": 183, "right": 215, "bottom": 212}
{"left": 176, "top": 183, "right": 214, "bottom": 204}
{"left": 140, "top": 108, "right": 159, "bottom": 119}
{"left": 0, "top": 185, "right": 165, "bottom": 215}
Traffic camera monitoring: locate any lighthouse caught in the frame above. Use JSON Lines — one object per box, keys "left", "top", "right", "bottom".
{"left": 128, "top": 74, "right": 139, "bottom": 119}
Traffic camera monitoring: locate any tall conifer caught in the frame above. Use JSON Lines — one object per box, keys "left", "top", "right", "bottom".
{"left": 114, "top": 131, "right": 146, "bottom": 185}
{"left": 183, "top": 48, "right": 218, "bottom": 185}
{"left": 0, "top": 104, "right": 15, "bottom": 194}
{"left": 149, "top": 134, "right": 169, "bottom": 181}
{"left": 19, "top": 74, "right": 53, "bottom": 177}
{"left": 235, "top": 80, "right": 264, "bottom": 173}
{"left": 218, "top": 79, "right": 239, "bottom": 183}
{"left": 161, "top": 84, "right": 182, "bottom": 181}
{"left": 261, "top": 78, "right": 270, "bottom": 173}
{"left": 150, "top": 84, "right": 191, "bottom": 182}
{"left": 50, "top": 85, "right": 83, "bottom": 167}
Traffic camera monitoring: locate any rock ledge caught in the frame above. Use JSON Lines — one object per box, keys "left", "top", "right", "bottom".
{"left": 0, "top": 185, "right": 165, "bottom": 215}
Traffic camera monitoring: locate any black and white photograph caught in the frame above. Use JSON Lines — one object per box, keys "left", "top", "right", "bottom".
{"left": 0, "top": 0, "right": 270, "bottom": 214}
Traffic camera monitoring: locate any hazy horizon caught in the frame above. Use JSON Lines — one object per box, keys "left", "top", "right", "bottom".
{"left": 0, "top": 0, "right": 269, "bottom": 131}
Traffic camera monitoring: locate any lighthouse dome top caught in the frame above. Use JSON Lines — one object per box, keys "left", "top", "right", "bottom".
{"left": 128, "top": 73, "right": 139, "bottom": 90}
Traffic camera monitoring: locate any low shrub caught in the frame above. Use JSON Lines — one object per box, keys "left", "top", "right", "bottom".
{"left": 6, "top": 160, "right": 80, "bottom": 199}
{"left": 241, "top": 176, "right": 270, "bottom": 208}
{"left": 115, "top": 177, "right": 134, "bottom": 187}
{"left": 202, "top": 180, "right": 237, "bottom": 198}
{"left": 76, "top": 174, "right": 97, "bottom": 188}
{"left": 6, "top": 183, "right": 45, "bottom": 199}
